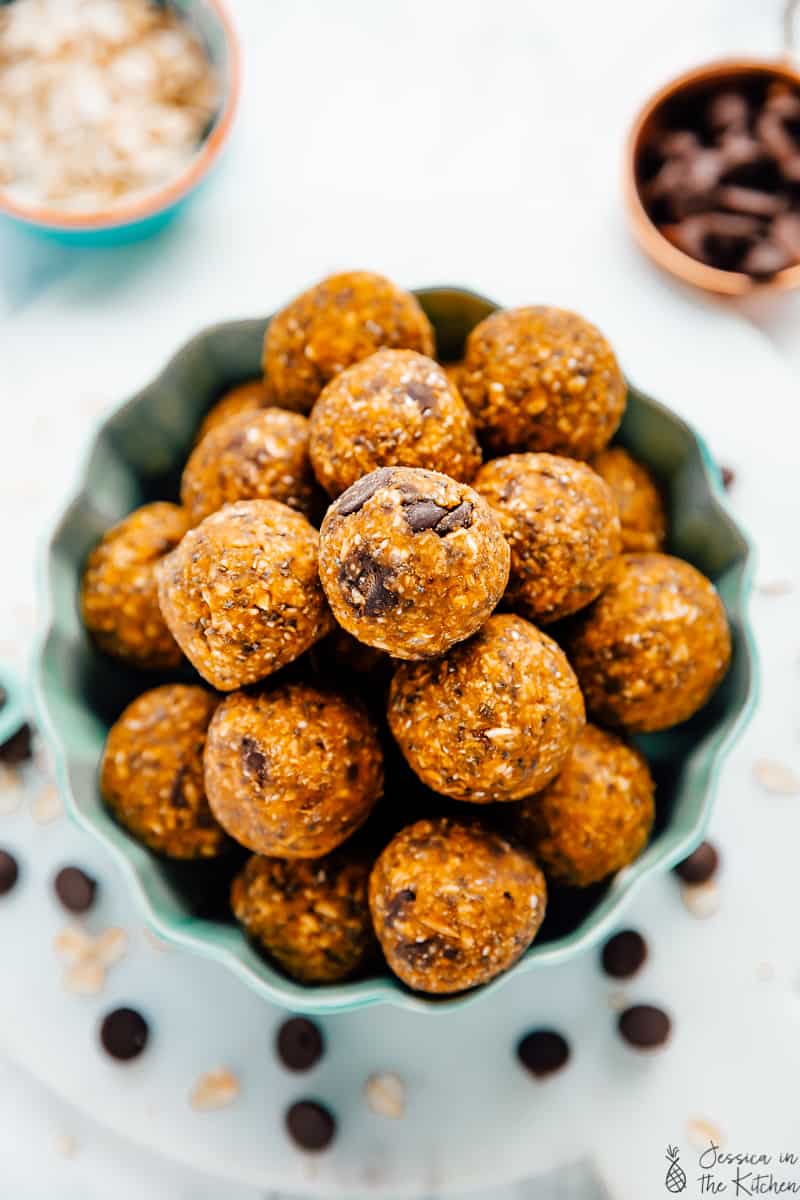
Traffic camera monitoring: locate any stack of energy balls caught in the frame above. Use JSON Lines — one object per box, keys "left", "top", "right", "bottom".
{"left": 83, "top": 271, "right": 731, "bottom": 997}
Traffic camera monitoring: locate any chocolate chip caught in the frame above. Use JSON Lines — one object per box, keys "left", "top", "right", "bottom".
{"left": 618, "top": 1004, "right": 671, "bottom": 1049}
{"left": 0, "top": 849, "right": 19, "bottom": 895}
{"left": 516, "top": 1030, "right": 570, "bottom": 1078}
{"left": 339, "top": 551, "right": 397, "bottom": 616}
{"left": 54, "top": 866, "right": 97, "bottom": 914}
{"left": 741, "top": 238, "right": 792, "bottom": 277}
{"left": 720, "top": 465, "right": 735, "bottom": 490}
{"left": 718, "top": 185, "right": 785, "bottom": 217}
{"left": 0, "top": 723, "right": 32, "bottom": 766}
{"left": 773, "top": 212, "right": 800, "bottom": 256}
{"left": 674, "top": 840, "right": 719, "bottom": 885}
{"left": 405, "top": 381, "right": 438, "bottom": 415}
{"left": 434, "top": 501, "right": 473, "bottom": 535}
{"left": 285, "top": 1100, "right": 336, "bottom": 1151}
{"left": 404, "top": 499, "right": 449, "bottom": 532}
{"left": 708, "top": 90, "right": 749, "bottom": 133}
{"left": 336, "top": 468, "right": 395, "bottom": 516}
{"left": 276, "top": 1017, "right": 324, "bottom": 1072}
{"left": 99, "top": 1007, "right": 149, "bottom": 1061}
{"left": 601, "top": 929, "right": 648, "bottom": 979}
{"left": 241, "top": 736, "right": 270, "bottom": 786}
{"left": 385, "top": 887, "right": 416, "bottom": 924}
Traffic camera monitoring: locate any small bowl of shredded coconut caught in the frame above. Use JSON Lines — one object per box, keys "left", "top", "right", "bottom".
{"left": 0, "top": 0, "right": 240, "bottom": 243}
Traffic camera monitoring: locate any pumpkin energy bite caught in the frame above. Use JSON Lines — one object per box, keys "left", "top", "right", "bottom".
{"left": 369, "top": 818, "right": 547, "bottom": 994}
{"left": 318, "top": 466, "right": 510, "bottom": 660}
{"left": 460, "top": 306, "right": 626, "bottom": 458}
{"left": 181, "top": 408, "right": 315, "bottom": 525}
{"left": 473, "top": 453, "right": 621, "bottom": 623}
{"left": 204, "top": 683, "right": 383, "bottom": 858}
{"left": 195, "top": 379, "right": 271, "bottom": 444}
{"left": 231, "top": 849, "right": 376, "bottom": 984}
{"left": 100, "top": 685, "right": 228, "bottom": 859}
{"left": 263, "top": 271, "right": 435, "bottom": 413}
{"left": 590, "top": 446, "right": 667, "bottom": 553}
{"left": 389, "top": 614, "right": 585, "bottom": 802}
{"left": 157, "top": 499, "right": 332, "bottom": 691}
{"left": 81, "top": 502, "right": 188, "bottom": 670}
{"left": 309, "top": 349, "right": 481, "bottom": 497}
{"left": 513, "top": 724, "right": 655, "bottom": 887}
{"left": 566, "top": 552, "right": 731, "bottom": 733}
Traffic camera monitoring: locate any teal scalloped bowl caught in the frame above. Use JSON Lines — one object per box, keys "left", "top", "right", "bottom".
{"left": 32, "top": 288, "right": 758, "bottom": 1014}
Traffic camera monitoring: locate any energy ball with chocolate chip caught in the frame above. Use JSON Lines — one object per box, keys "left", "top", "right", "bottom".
{"left": 473, "top": 453, "right": 621, "bottom": 624}
{"left": 309, "top": 349, "right": 481, "bottom": 497}
{"left": 590, "top": 446, "right": 667, "bottom": 553}
{"left": 369, "top": 818, "right": 547, "bottom": 994}
{"left": 460, "top": 307, "right": 626, "bottom": 458}
{"left": 204, "top": 683, "right": 383, "bottom": 857}
{"left": 389, "top": 614, "right": 585, "bottom": 802}
{"left": 181, "top": 408, "right": 316, "bottom": 525}
{"left": 566, "top": 553, "right": 731, "bottom": 733}
{"left": 231, "top": 848, "right": 376, "bottom": 983}
{"left": 263, "top": 271, "right": 435, "bottom": 413}
{"left": 157, "top": 500, "right": 333, "bottom": 691}
{"left": 318, "top": 466, "right": 510, "bottom": 660}
{"left": 81, "top": 502, "right": 188, "bottom": 670}
{"left": 196, "top": 379, "right": 271, "bottom": 444}
{"left": 512, "top": 724, "right": 655, "bottom": 887}
{"left": 100, "top": 684, "right": 229, "bottom": 859}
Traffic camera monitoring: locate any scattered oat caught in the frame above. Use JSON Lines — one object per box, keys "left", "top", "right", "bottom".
{"left": 32, "top": 784, "right": 63, "bottom": 824}
{"left": 758, "top": 579, "right": 794, "bottom": 597}
{"left": 753, "top": 759, "right": 800, "bottom": 796}
{"left": 607, "top": 989, "right": 630, "bottom": 1012}
{"left": 189, "top": 1068, "right": 240, "bottom": 1112}
{"left": 680, "top": 879, "right": 720, "bottom": 919}
{"left": 54, "top": 923, "right": 128, "bottom": 995}
{"left": 686, "top": 1116, "right": 724, "bottom": 1151}
{"left": 51, "top": 1132, "right": 77, "bottom": 1158}
{"left": 0, "top": 765, "right": 23, "bottom": 814}
{"left": 364, "top": 1071, "right": 406, "bottom": 1119}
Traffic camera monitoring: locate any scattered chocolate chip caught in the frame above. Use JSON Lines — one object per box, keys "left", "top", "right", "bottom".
{"left": 434, "top": 501, "right": 473, "bottom": 535}
{"left": 336, "top": 468, "right": 394, "bottom": 516}
{"left": 99, "top": 1007, "right": 149, "bottom": 1061}
{"left": 516, "top": 1030, "right": 570, "bottom": 1078}
{"left": 0, "top": 849, "right": 19, "bottom": 895}
{"left": 276, "top": 1017, "right": 324, "bottom": 1072}
{"left": 618, "top": 1004, "right": 671, "bottom": 1049}
{"left": 285, "top": 1100, "right": 336, "bottom": 1151}
{"left": 0, "top": 723, "right": 32, "bottom": 766}
{"left": 720, "top": 465, "right": 735, "bottom": 489}
{"left": 674, "top": 840, "right": 719, "bottom": 885}
{"left": 404, "top": 499, "right": 449, "bottom": 532}
{"left": 53, "top": 866, "right": 97, "bottom": 914}
{"left": 601, "top": 929, "right": 648, "bottom": 979}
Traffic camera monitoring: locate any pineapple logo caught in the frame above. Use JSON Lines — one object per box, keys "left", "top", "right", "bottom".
{"left": 665, "top": 1145, "right": 687, "bottom": 1193}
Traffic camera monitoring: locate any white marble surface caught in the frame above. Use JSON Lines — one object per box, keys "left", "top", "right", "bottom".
{"left": 1, "top": 1, "right": 800, "bottom": 1197}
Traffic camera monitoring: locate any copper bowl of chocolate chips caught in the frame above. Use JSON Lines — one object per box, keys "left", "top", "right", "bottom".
{"left": 625, "top": 58, "right": 800, "bottom": 294}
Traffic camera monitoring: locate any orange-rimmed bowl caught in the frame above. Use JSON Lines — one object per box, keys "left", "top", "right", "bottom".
{"left": 0, "top": 0, "right": 241, "bottom": 246}
{"left": 624, "top": 56, "right": 800, "bottom": 296}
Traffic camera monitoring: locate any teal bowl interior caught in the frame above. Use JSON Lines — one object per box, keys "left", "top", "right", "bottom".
{"left": 33, "top": 288, "right": 758, "bottom": 1014}
{"left": 0, "top": 0, "right": 239, "bottom": 246}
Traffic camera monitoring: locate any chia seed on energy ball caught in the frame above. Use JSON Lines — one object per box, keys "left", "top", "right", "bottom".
{"left": 459, "top": 306, "right": 626, "bottom": 458}
{"left": 157, "top": 499, "right": 333, "bottom": 691}
{"left": 318, "top": 466, "right": 510, "bottom": 661}
{"left": 309, "top": 348, "right": 481, "bottom": 497}
{"left": 205, "top": 683, "right": 383, "bottom": 858}
{"left": 473, "top": 452, "right": 621, "bottom": 623}
{"left": 369, "top": 817, "right": 547, "bottom": 994}
{"left": 263, "top": 271, "right": 435, "bottom": 413}
{"left": 388, "top": 614, "right": 584, "bottom": 803}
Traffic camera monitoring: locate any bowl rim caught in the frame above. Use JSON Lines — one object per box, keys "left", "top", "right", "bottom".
{"left": 623, "top": 55, "right": 800, "bottom": 296}
{"left": 0, "top": 0, "right": 241, "bottom": 233}
{"left": 31, "top": 301, "right": 760, "bottom": 1016}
